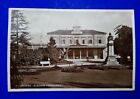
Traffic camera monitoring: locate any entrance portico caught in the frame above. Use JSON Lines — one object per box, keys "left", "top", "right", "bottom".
{"left": 58, "top": 45, "right": 106, "bottom": 62}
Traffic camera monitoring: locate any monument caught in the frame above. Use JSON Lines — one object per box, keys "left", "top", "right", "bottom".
{"left": 105, "top": 33, "right": 120, "bottom": 66}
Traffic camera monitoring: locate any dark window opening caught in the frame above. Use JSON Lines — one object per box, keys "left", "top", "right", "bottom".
{"left": 76, "top": 40, "right": 80, "bottom": 45}
{"left": 70, "top": 40, "right": 72, "bottom": 44}
{"left": 99, "top": 39, "right": 102, "bottom": 44}
{"left": 82, "top": 40, "right": 85, "bottom": 44}
{"left": 63, "top": 40, "right": 65, "bottom": 44}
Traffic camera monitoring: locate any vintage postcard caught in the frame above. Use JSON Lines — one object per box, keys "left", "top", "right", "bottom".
{"left": 8, "top": 8, "right": 135, "bottom": 91}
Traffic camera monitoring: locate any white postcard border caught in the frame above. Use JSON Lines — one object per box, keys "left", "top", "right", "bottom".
{"left": 7, "top": 8, "right": 135, "bottom": 92}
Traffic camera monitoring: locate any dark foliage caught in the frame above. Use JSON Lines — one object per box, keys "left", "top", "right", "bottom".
{"left": 47, "top": 37, "right": 60, "bottom": 64}
{"left": 10, "top": 10, "right": 30, "bottom": 88}
{"left": 114, "top": 25, "right": 133, "bottom": 65}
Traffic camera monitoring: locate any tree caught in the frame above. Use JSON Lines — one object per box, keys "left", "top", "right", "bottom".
{"left": 60, "top": 48, "right": 70, "bottom": 59}
{"left": 11, "top": 10, "right": 29, "bottom": 45}
{"left": 10, "top": 10, "right": 29, "bottom": 88}
{"left": 47, "top": 37, "right": 60, "bottom": 64}
{"left": 114, "top": 25, "right": 133, "bottom": 65}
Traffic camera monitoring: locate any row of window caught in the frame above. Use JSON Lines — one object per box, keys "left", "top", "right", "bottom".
{"left": 61, "top": 39, "right": 102, "bottom": 45}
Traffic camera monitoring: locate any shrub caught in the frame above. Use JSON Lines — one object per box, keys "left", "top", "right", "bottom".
{"left": 61, "top": 66, "right": 83, "bottom": 72}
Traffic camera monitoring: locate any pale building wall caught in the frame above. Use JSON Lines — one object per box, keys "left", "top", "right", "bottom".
{"left": 47, "top": 34, "right": 106, "bottom": 46}
{"left": 47, "top": 34, "right": 105, "bottom": 46}
{"left": 94, "top": 34, "right": 106, "bottom": 45}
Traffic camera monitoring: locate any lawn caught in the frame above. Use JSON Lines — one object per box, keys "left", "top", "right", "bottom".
{"left": 22, "top": 67, "right": 133, "bottom": 88}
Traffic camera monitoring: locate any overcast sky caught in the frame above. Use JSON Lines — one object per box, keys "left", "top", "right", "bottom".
{"left": 17, "top": 9, "right": 134, "bottom": 44}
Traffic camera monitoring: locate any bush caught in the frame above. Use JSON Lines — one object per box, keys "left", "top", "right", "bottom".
{"left": 61, "top": 66, "right": 83, "bottom": 72}
{"left": 19, "top": 69, "right": 41, "bottom": 75}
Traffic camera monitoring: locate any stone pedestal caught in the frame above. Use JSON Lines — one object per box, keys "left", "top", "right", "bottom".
{"left": 105, "top": 56, "right": 120, "bottom": 66}
{"left": 105, "top": 33, "right": 120, "bottom": 66}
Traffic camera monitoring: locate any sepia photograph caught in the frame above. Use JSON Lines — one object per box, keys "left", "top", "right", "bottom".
{"left": 8, "top": 8, "right": 135, "bottom": 91}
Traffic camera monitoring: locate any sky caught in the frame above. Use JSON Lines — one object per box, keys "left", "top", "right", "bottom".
{"left": 17, "top": 9, "right": 134, "bottom": 44}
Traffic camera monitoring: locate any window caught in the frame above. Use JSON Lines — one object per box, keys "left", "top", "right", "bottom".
{"left": 82, "top": 40, "right": 85, "bottom": 44}
{"left": 98, "top": 39, "right": 102, "bottom": 44}
{"left": 88, "top": 40, "right": 92, "bottom": 44}
{"left": 76, "top": 39, "right": 80, "bottom": 45}
{"left": 62, "top": 39, "right": 65, "bottom": 44}
{"left": 70, "top": 40, "right": 72, "bottom": 44}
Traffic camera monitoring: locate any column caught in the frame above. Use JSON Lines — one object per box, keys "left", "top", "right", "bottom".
{"left": 73, "top": 50, "right": 75, "bottom": 59}
{"left": 80, "top": 50, "right": 81, "bottom": 59}
{"left": 66, "top": 52, "right": 69, "bottom": 59}
{"left": 93, "top": 50, "right": 94, "bottom": 59}
{"left": 112, "top": 45, "right": 114, "bottom": 56}
{"left": 109, "top": 40, "right": 114, "bottom": 56}
{"left": 86, "top": 50, "right": 89, "bottom": 61}
{"left": 86, "top": 50, "right": 88, "bottom": 57}
{"left": 109, "top": 45, "right": 111, "bottom": 56}
{"left": 94, "top": 50, "right": 97, "bottom": 59}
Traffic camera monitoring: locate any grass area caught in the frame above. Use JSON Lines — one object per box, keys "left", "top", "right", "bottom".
{"left": 21, "top": 67, "right": 132, "bottom": 88}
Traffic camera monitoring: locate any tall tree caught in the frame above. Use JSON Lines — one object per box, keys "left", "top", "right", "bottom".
{"left": 10, "top": 10, "right": 29, "bottom": 88}
{"left": 114, "top": 25, "right": 133, "bottom": 65}
{"left": 47, "top": 37, "right": 60, "bottom": 64}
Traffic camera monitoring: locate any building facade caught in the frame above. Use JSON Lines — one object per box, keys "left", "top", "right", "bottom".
{"left": 47, "top": 26, "right": 107, "bottom": 61}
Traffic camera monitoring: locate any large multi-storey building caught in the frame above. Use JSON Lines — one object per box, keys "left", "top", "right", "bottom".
{"left": 47, "top": 26, "right": 107, "bottom": 61}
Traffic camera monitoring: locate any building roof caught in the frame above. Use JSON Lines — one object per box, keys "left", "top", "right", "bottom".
{"left": 57, "top": 45, "right": 106, "bottom": 49}
{"left": 47, "top": 30, "right": 106, "bottom": 35}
